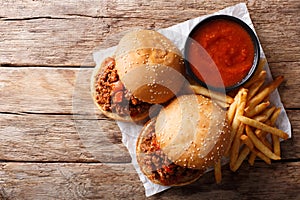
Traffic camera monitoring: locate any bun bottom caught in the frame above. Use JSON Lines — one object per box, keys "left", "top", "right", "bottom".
{"left": 136, "top": 119, "right": 204, "bottom": 186}
{"left": 95, "top": 102, "right": 150, "bottom": 122}
{"left": 91, "top": 57, "right": 154, "bottom": 123}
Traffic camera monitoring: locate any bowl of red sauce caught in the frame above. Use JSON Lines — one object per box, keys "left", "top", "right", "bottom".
{"left": 184, "top": 15, "right": 260, "bottom": 92}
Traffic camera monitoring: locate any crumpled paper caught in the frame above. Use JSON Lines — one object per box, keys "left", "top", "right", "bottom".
{"left": 92, "top": 3, "right": 292, "bottom": 197}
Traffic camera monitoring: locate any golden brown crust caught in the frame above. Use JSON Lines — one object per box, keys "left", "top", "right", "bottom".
{"left": 155, "top": 94, "right": 231, "bottom": 170}
{"left": 115, "top": 29, "right": 182, "bottom": 59}
{"left": 91, "top": 29, "right": 187, "bottom": 120}
{"left": 115, "top": 30, "right": 186, "bottom": 104}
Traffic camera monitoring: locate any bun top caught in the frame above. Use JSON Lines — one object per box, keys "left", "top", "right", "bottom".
{"left": 155, "top": 95, "right": 230, "bottom": 170}
{"left": 114, "top": 29, "right": 185, "bottom": 104}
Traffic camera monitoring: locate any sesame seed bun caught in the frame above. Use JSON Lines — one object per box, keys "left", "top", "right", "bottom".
{"left": 155, "top": 94, "right": 231, "bottom": 170}
{"left": 136, "top": 118, "right": 205, "bottom": 186}
{"left": 114, "top": 29, "right": 186, "bottom": 104}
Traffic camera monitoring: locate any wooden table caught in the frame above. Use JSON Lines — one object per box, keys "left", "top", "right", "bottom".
{"left": 1, "top": 1, "right": 299, "bottom": 199}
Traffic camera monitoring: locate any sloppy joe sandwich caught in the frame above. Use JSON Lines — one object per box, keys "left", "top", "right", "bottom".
{"left": 136, "top": 95, "right": 231, "bottom": 186}
{"left": 91, "top": 29, "right": 186, "bottom": 122}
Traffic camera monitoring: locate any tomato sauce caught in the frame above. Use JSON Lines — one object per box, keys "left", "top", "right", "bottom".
{"left": 187, "top": 19, "right": 255, "bottom": 88}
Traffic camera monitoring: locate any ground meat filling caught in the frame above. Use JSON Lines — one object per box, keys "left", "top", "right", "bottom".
{"left": 94, "top": 57, "right": 151, "bottom": 117}
{"left": 139, "top": 120, "right": 202, "bottom": 186}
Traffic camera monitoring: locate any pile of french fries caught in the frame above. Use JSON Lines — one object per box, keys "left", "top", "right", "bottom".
{"left": 190, "top": 59, "right": 289, "bottom": 184}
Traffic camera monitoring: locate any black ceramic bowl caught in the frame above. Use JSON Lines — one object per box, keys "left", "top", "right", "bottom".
{"left": 184, "top": 15, "right": 260, "bottom": 92}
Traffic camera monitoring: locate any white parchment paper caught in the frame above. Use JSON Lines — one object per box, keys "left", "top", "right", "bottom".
{"left": 93, "top": 3, "right": 292, "bottom": 197}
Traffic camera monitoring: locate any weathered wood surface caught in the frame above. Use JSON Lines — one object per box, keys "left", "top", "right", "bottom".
{"left": 0, "top": 110, "right": 299, "bottom": 163}
{"left": 0, "top": 66, "right": 299, "bottom": 162}
{"left": 0, "top": 70, "right": 299, "bottom": 199}
{"left": 0, "top": 0, "right": 299, "bottom": 66}
{"left": 0, "top": 63, "right": 299, "bottom": 116}
{"left": 0, "top": 113, "right": 131, "bottom": 163}
{"left": 1, "top": 0, "right": 299, "bottom": 199}
{"left": 0, "top": 162, "right": 299, "bottom": 200}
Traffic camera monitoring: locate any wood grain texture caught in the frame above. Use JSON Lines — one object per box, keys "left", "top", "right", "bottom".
{"left": 0, "top": 109, "right": 298, "bottom": 163}
{"left": 0, "top": 113, "right": 131, "bottom": 163}
{"left": 0, "top": 63, "right": 299, "bottom": 117}
{"left": 1, "top": 1, "right": 299, "bottom": 198}
{"left": 0, "top": 65, "right": 298, "bottom": 162}
{"left": 0, "top": 162, "right": 299, "bottom": 200}
{"left": 0, "top": 0, "right": 299, "bottom": 66}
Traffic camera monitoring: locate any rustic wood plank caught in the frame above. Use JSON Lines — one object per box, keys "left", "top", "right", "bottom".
{"left": 271, "top": 62, "right": 300, "bottom": 109}
{"left": 281, "top": 110, "right": 300, "bottom": 159}
{"left": 0, "top": 67, "right": 81, "bottom": 114}
{"left": 0, "top": 109, "right": 298, "bottom": 162}
{"left": 0, "top": 113, "right": 131, "bottom": 163}
{"left": 0, "top": 65, "right": 298, "bottom": 162}
{"left": 0, "top": 1, "right": 299, "bottom": 199}
{"left": 0, "top": 162, "right": 299, "bottom": 199}
{"left": 0, "top": 0, "right": 299, "bottom": 66}
{"left": 0, "top": 62, "right": 299, "bottom": 116}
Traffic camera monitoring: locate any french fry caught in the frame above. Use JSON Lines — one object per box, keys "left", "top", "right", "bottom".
{"left": 227, "top": 100, "right": 237, "bottom": 125}
{"left": 231, "top": 146, "right": 250, "bottom": 172}
{"left": 190, "top": 85, "right": 234, "bottom": 104}
{"left": 255, "top": 129, "right": 273, "bottom": 150}
{"left": 226, "top": 90, "right": 242, "bottom": 155}
{"left": 238, "top": 116, "right": 289, "bottom": 140}
{"left": 248, "top": 152, "right": 256, "bottom": 166}
{"left": 272, "top": 134, "right": 281, "bottom": 157}
{"left": 245, "top": 101, "right": 270, "bottom": 117}
{"left": 240, "top": 135, "right": 271, "bottom": 164}
{"left": 224, "top": 66, "right": 286, "bottom": 173}
{"left": 226, "top": 89, "right": 248, "bottom": 155}
{"left": 253, "top": 106, "right": 276, "bottom": 122}
{"left": 253, "top": 115, "right": 268, "bottom": 122}
{"left": 246, "top": 106, "right": 276, "bottom": 165}
{"left": 246, "top": 90, "right": 268, "bottom": 112}
{"left": 255, "top": 128, "right": 264, "bottom": 138}
{"left": 214, "top": 100, "right": 230, "bottom": 109}
{"left": 214, "top": 160, "right": 222, "bottom": 184}
{"left": 227, "top": 86, "right": 246, "bottom": 125}
{"left": 232, "top": 89, "right": 247, "bottom": 134}
{"left": 263, "top": 94, "right": 270, "bottom": 103}
{"left": 261, "top": 75, "right": 284, "bottom": 92}
{"left": 245, "top": 125, "right": 281, "bottom": 160}
{"left": 264, "top": 106, "right": 276, "bottom": 118}
{"left": 247, "top": 151, "right": 271, "bottom": 166}
{"left": 246, "top": 71, "right": 267, "bottom": 100}
{"left": 270, "top": 108, "right": 281, "bottom": 124}
{"left": 230, "top": 123, "right": 245, "bottom": 170}
{"left": 261, "top": 135, "right": 272, "bottom": 150}
{"left": 252, "top": 148, "right": 272, "bottom": 165}
{"left": 246, "top": 76, "right": 284, "bottom": 111}
{"left": 270, "top": 108, "right": 282, "bottom": 157}
{"left": 240, "top": 135, "right": 254, "bottom": 150}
